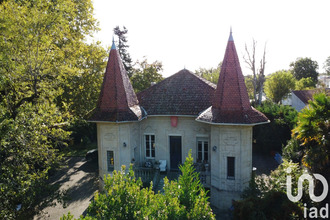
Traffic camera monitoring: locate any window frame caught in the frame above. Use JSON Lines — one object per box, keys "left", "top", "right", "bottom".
{"left": 107, "top": 151, "right": 114, "bottom": 172}
{"left": 145, "top": 134, "right": 155, "bottom": 159}
{"left": 227, "top": 156, "right": 235, "bottom": 180}
{"left": 197, "top": 138, "right": 209, "bottom": 163}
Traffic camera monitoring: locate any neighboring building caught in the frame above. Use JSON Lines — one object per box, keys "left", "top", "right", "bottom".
{"left": 89, "top": 31, "right": 269, "bottom": 210}
{"left": 291, "top": 89, "right": 330, "bottom": 111}
{"left": 318, "top": 75, "right": 330, "bottom": 88}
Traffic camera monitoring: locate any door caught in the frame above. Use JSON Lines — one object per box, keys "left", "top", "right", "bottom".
{"left": 170, "top": 136, "right": 182, "bottom": 170}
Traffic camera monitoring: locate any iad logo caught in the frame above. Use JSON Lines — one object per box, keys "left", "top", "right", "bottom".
{"left": 286, "top": 168, "right": 329, "bottom": 218}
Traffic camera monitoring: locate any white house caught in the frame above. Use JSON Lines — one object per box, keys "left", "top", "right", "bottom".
{"left": 89, "top": 31, "right": 269, "bottom": 210}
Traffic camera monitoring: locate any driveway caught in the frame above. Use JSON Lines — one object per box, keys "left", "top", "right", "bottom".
{"left": 34, "top": 157, "right": 98, "bottom": 220}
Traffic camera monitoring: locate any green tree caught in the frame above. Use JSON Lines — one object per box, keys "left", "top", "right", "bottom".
{"left": 245, "top": 75, "right": 260, "bottom": 101}
{"left": 264, "top": 70, "right": 296, "bottom": 104}
{"left": 0, "top": 102, "right": 70, "bottom": 219}
{"left": 0, "top": 0, "right": 101, "bottom": 218}
{"left": 114, "top": 26, "right": 133, "bottom": 78}
{"left": 61, "top": 152, "right": 215, "bottom": 219}
{"left": 283, "top": 92, "right": 330, "bottom": 206}
{"left": 234, "top": 160, "right": 304, "bottom": 220}
{"left": 290, "top": 57, "right": 319, "bottom": 86}
{"left": 195, "top": 62, "right": 221, "bottom": 84}
{"left": 291, "top": 93, "right": 330, "bottom": 174}
{"left": 254, "top": 101, "right": 298, "bottom": 153}
{"left": 131, "top": 58, "right": 164, "bottom": 93}
{"left": 295, "top": 77, "right": 315, "bottom": 90}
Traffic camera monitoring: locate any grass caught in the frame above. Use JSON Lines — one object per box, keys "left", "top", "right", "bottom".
{"left": 60, "top": 142, "right": 97, "bottom": 157}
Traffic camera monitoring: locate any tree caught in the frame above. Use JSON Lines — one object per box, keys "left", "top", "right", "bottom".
{"left": 195, "top": 62, "right": 221, "bottom": 84}
{"left": 234, "top": 160, "right": 304, "bottom": 219}
{"left": 254, "top": 101, "right": 298, "bottom": 153}
{"left": 323, "top": 56, "right": 330, "bottom": 75}
{"left": 113, "top": 26, "right": 133, "bottom": 78}
{"left": 283, "top": 92, "right": 330, "bottom": 207}
{"left": 244, "top": 40, "right": 266, "bottom": 105}
{"left": 0, "top": 0, "right": 101, "bottom": 218}
{"left": 264, "top": 70, "right": 296, "bottom": 104}
{"left": 245, "top": 75, "right": 258, "bottom": 100}
{"left": 295, "top": 77, "right": 315, "bottom": 90}
{"left": 291, "top": 93, "right": 329, "bottom": 174}
{"left": 290, "top": 57, "right": 319, "bottom": 86}
{"left": 131, "top": 58, "right": 164, "bottom": 93}
{"left": 61, "top": 152, "right": 215, "bottom": 219}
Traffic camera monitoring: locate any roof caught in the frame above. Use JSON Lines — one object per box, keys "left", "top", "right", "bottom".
{"left": 292, "top": 88, "right": 330, "bottom": 104}
{"left": 89, "top": 42, "right": 145, "bottom": 122}
{"left": 196, "top": 31, "right": 269, "bottom": 125}
{"left": 292, "top": 90, "right": 316, "bottom": 104}
{"left": 137, "top": 69, "right": 216, "bottom": 116}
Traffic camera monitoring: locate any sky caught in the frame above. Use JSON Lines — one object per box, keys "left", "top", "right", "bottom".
{"left": 91, "top": 0, "right": 330, "bottom": 77}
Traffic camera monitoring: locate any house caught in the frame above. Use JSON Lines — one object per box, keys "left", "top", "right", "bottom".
{"left": 291, "top": 89, "right": 329, "bottom": 111}
{"left": 318, "top": 75, "right": 330, "bottom": 88}
{"left": 89, "top": 31, "right": 269, "bottom": 210}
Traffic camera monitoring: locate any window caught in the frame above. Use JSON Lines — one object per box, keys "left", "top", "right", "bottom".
{"left": 227, "top": 157, "right": 235, "bottom": 179}
{"left": 197, "top": 139, "right": 209, "bottom": 163}
{"left": 107, "top": 151, "right": 114, "bottom": 171}
{"left": 145, "top": 135, "right": 155, "bottom": 158}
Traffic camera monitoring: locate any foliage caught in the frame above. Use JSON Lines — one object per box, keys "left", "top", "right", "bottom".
{"left": 245, "top": 75, "right": 261, "bottom": 100}
{"left": 0, "top": 0, "right": 102, "bottom": 218}
{"left": 234, "top": 160, "right": 305, "bottom": 220}
{"left": 61, "top": 152, "right": 215, "bottom": 219}
{"left": 114, "top": 26, "right": 133, "bottom": 78}
{"left": 295, "top": 77, "right": 315, "bottom": 90}
{"left": 324, "top": 56, "right": 330, "bottom": 75}
{"left": 290, "top": 57, "right": 319, "bottom": 86}
{"left": 254, "top": 101, "right": 298, "bottom": 153}
{"left": 0, "top": 102, "right": 70, "bottom": 219}
{"left": 131, "top": 58, "right": 164, "bottom": 93}
{"left": 283, "top": 92, "right": 330, "bottom": 206}
{"left": 291, "top": 93, "right": 330, "bottom": 174}
{"left": 264, "top": 70, "right": 296, "bottom": 104}
{"left": 195, "top": 62, "right": 221, "bottom": 84}
{"left": 57, "top": 41, "right": 107, "bottom": 119}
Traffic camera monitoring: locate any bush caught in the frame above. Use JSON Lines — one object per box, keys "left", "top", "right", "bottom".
{"left": 234, "top": 160, "right": 305, "bottom": 220}
{"left": 61, "top": 151, "right": 215, "bottom": 219}
{"left": 253, "top": 102, "right": 298, "bottom": 153}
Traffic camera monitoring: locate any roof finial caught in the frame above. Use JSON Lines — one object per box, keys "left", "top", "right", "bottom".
{"left": 229, "top": 27, "right": 234, "bottom": 41}
{"left": 111, "top": 36, "right": 116, "bottom": 49}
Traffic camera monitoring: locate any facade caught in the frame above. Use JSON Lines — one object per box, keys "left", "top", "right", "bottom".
{"left": 89, "top": 32, "right": 269, "bottom": 210}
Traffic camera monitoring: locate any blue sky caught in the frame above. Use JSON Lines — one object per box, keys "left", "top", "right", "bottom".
{"left": 91, "top": 0, "right": 330, "bottom": 77}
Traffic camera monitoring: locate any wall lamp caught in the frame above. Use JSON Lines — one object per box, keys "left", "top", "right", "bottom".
{"left": 212, "top": 146, "right": 217, "bottom": 152}
{"left": 123, "top": 142, "right": 127, "bottom": 147}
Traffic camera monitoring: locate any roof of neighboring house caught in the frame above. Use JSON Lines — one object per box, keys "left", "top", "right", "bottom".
{"left": 196, "top": 31, "right": 269, "bottom": 125}
{"left": 292, "top": 90, "right": 316, "bottom": 104}
{"left": 137, "top": 69, "right": 216, "bottom": 116}
{"left": 89, "top": 41, "right": 145, "bottom": 122}
{"left": 292, "top": 88, "right": 330, "bottom": 104}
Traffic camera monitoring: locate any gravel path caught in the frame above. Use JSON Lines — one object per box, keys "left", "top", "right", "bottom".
{"left": 34, "top": 157, "right": 98, "bottom": 220}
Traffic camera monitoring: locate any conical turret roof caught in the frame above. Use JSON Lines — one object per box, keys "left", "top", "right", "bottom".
{"left": 196, "top": 31, "right": 268, "bottom": 125}
{"left": 89, "top": 40, "right": 146, "bottom": 122}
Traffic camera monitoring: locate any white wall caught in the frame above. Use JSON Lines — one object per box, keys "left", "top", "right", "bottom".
{"left": 210, "top": 125, "right": 253, "bottom": 210}
{"left": 139, "top": 116, "right": 211, "bottom": 168}
{"left": 291, "top": 93, "right": 306, "bottom": 111}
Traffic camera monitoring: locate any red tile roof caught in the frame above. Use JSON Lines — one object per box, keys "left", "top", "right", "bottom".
{"left": 196, "top": 32, "right": 269, "bottom": 125}
{"left": 137, "top": 69, "right": 216, "bottom": 116}
{"left": 89, "top": 42, "right": 145, "bottom": 122}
